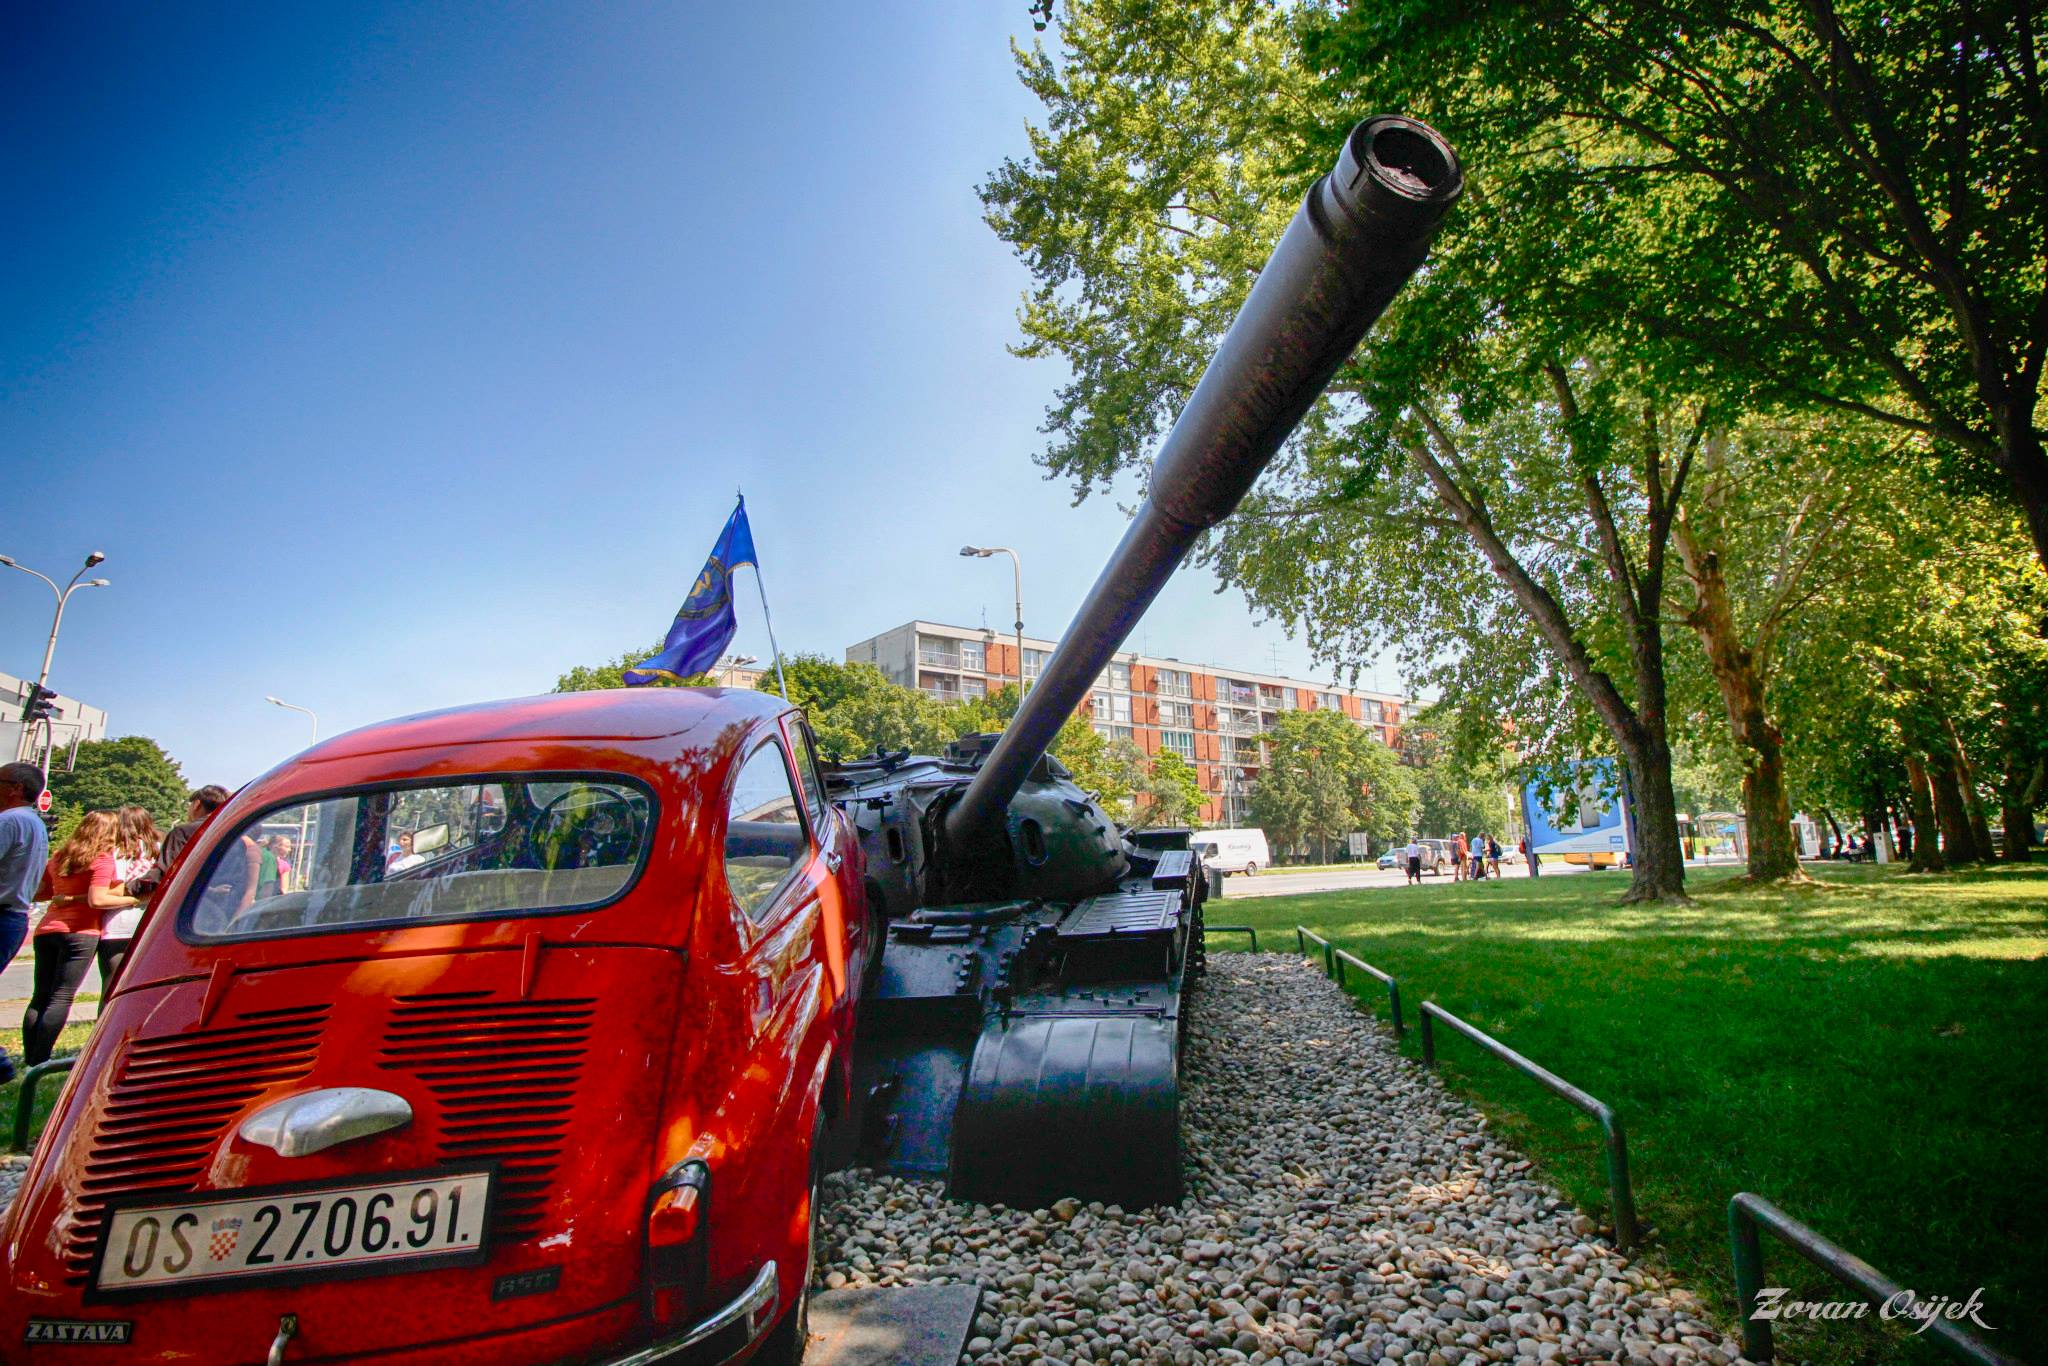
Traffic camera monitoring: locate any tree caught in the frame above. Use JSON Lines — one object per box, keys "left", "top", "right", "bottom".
{"left": 983, "top": 0, "right": 1700, "bottom": 901}
{"left": 1134, "top": 749, "right": 1204, "bottom": 830}
{"left": 1254, "top": 710, "right": 1418, "bottom": 860}
{"left": 1401, "top": 710, "right": 1510, "bottom": 838}
{"left": 1310, "top": 0, "right": 2048, "bottom": 574}
{"left": 1045, "top": 716, "right": 1143, "bottom": 825}
{"left": 46, "top": 736, "right": 190, "bottom": 843}
{"left": 762, "top": 655, "right": 954, "bottom": 759}
{"left": 553, "top": 644, "right": 709, "bottom": 692}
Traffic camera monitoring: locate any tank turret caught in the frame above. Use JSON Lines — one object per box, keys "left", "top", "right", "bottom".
{"left": 830, "top": 117, "right": 1462, "bottom": 1208}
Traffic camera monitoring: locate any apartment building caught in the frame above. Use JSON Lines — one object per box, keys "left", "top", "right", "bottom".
{"left": 1, "top": 670, "right": 109, "bottom": 768}
{"left": 845, "top": 620, "right": 1407, "bottom": 825}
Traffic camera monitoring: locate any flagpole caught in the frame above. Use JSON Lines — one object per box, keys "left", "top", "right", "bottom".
{"left": 736, "top": 491, "right": 790, "bottom": 702}
{"left": 750, "top": 566, "right": 790, "bottom": 702}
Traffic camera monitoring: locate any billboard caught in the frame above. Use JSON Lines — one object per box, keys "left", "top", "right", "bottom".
{"left": 1521, "top": 759, "right": 1632, "bottom": 861}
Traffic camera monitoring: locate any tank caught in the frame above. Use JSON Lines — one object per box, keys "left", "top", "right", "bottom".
{"left": 828, "top": 116, "right": 1463, "bottom": 1210}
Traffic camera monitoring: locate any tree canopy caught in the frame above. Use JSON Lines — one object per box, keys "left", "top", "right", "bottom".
{"left": 46, "top": 736, "right": 191, "bottom": 844}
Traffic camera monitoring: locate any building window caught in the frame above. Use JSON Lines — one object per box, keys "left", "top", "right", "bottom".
{"left": 961, "top": 676, "right": 986, "bottom": 698}
{"left": 1160, "top": 699, "right": 1193, "bottom": 728}
{"left": 1157, "top": 668, "right": 1192, "bottom": 698}
{"left": 1095, "top": 724, "right": 1133, "bottom": 743}
{"left": 1089, "top": 692, "right": 1131, "bottom": 724}
{"left": 1222, "top": 678, "right": 1257, "bottom": 705}
{"left": 1366, "top": 698, "right": 1385, "bottom": 723}
{"left": 960, "top": 640, "right": 984, "bottom": 671}
{"left": 1319, "top": 691, "right": 1343, "bottom": 711}
{"left": 1023, "top": 648, "right": 1049, "bottom": 681}
{"left": 1160, "top": 730, "right": 1195, "bottom": 759}
{"left": 917, "top": 635, "right": 959, "bottom": 668}
{"left": 1096, "top": 661, "right": 1131, "bottom": 691}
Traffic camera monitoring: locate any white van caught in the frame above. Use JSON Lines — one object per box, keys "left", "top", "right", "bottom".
{"left": 1190, "top": 828, "right": 1272, "bottom": 875}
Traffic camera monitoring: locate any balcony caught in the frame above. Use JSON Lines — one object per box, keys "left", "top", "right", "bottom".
{"left": 918, "top": 648, "right": 963, "bottom": 668}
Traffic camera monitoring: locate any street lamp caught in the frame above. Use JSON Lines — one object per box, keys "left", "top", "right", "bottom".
{"left": 0, "top": 551, "right": 111, "bottom": 782}
{"left": 265, "top": 695, "right": 319, "bottom": 742}
{"left": 960, "top": 546, "right": 1025, "bottom": 693}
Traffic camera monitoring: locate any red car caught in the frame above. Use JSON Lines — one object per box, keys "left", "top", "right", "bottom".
{"left": 2, "top": 687, "right": 872, "bottom": 1364}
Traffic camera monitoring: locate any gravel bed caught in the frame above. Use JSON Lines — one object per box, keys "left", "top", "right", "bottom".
{"left": 816, "top": 953, "right": 1748, "bottom": 1365}
{"left": 0, "top": 1156, "right": 24, "bottom": 1218}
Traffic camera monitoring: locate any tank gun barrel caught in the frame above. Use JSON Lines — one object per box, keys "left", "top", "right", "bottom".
{"left": 945, "top": 116, "right": 1463, "bottom": 844}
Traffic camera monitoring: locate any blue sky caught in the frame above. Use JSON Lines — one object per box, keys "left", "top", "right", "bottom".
{"left": 2, "top": 3, "right": 1383, "bottom": 787}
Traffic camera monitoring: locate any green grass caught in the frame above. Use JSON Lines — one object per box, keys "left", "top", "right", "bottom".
{"left": 2, "top": 1021, "right": 96, "bottom": 1156}
{"left": 1217, "top": 863, "right": 2048, "bottom": 1366}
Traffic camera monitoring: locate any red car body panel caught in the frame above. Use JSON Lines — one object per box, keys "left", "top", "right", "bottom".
{"left": 1, "top": 688, "right": 868, "bottom": 1364}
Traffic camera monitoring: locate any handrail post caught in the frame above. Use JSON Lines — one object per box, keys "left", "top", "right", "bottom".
{"left": 1729, "top": 1198, "right": 1771, "bottom": 1362}
{"left": 11, "top": 1055, "right": 77, "bottom": 1153}
{"left": 1419, "top": 1006, "right": 1436, "bottom": 1067}
{"left": 1601, "top": 1107, "right": 1640, "bottom": 1251}
{"left": 1386, "top": 979, "right": 1404, "bottom": 1038}
{"left": 1723, "top": 1193, "right": 2021, "bottom": 1366}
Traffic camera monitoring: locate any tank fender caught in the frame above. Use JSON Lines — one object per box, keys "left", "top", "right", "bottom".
{"left": 948, "top": 1012, "right": 1182, "bottom": 1210}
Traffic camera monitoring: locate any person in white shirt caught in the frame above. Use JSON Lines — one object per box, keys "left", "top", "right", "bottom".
{"left": 1404, "top": 838, "right": 1423, "bottom": 885}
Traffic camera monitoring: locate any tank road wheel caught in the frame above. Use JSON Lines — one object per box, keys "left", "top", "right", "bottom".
{"left": 755, "top": 1115, "right": 825, "bottom": 1366}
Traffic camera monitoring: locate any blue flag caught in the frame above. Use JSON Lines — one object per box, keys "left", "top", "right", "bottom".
{"left": 624, "top": 498, "right": 759, "bottom": 686}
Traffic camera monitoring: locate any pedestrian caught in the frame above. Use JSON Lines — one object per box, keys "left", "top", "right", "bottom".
{"left": 1470, "top": 838, "right": 1487, "bottom": 880}
{"left": 124, "top": 785, "right": 232, "bottom": 904}
{"left": 272, "top": 833, "right": 297, "bottom": 892}
{"left": 387, "top": 830, "right": 425, "bottom": 874}
{"left": 100, "top": 806, "right": 161, "bottom": 990}
{"left": 0, "top": 761, "right": 51, "bottom": 1083}
{"left": 1404, "top": 837, "right": 1423, "bottom": 885}
{"left": 1487, "top": 836, "right": 1502, "bottom": 878}
{"left": 257, "top": 834, "right": 284, "bottom": 899}
{"left": 1451, "top": 831, "right": 1468, "bottom": 882}
{"left": 25, "top": 810, "right": 138, "bottom": 1065}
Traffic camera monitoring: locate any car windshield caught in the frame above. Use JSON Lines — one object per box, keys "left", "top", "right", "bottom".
{"left": 183, "top": 775, "right": 654, "bottom": 941}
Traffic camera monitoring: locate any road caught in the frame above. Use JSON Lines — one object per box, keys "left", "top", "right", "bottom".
{"left": 1, "top": 941, "right": 102, "bottom": 1018}
{"left": 1217, "top": 858, "right": 1592, "bottom": 899}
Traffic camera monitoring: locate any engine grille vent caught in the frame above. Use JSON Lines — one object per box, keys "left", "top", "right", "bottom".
{"left": 378, "top": 993, "right": 595, "bottom": 1242}
{"left": 62, "top": 1004, "right": 330, "bottom": 1279}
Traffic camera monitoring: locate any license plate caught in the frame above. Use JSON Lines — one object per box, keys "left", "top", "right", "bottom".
{"left": 94, "top": 1170, "right": 492, "bottom": 1295}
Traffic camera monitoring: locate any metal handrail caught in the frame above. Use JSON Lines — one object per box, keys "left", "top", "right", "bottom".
{"left": 1419, "top": 1001, "right": 1639, "bottom": 1249}
{"left": 1728, "top": 1193, "right": 2020, "bottom": 1365}
{"left": 1293, "top": 926, "right": 1334, "bottom": 975}
{"left": 11, "top": 1054, "right": 77, "bottom": 1153}
{"left": 1201, "top": 924, "right": 1259, "bottom": 951}
{"left": 1332, "top": 949, "right": 1404, "bottom": 1037}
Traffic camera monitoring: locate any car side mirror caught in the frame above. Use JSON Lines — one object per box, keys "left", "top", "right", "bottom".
{"left": 412, "top": 823, "right": 451, "bottom": 855}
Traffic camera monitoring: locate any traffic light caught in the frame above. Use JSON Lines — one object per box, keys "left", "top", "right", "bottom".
{"left": 19, "top": 683, "right": 55, "bottom": 724}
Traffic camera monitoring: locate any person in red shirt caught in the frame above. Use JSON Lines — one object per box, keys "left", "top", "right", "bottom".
{"left": 23, "top": 810, "right": 138, "bottom": 1065}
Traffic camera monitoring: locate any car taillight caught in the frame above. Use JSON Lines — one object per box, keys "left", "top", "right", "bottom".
{"left": 645, "top": 1159, "right": 710, "bottom": 1326}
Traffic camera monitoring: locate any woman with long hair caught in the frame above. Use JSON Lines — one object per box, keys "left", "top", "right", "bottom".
{"left": 24, "top": 810, "right": 137, "bottom": 1064}
{"left": 101, "top": 806, "right": 161, "bottom": 988}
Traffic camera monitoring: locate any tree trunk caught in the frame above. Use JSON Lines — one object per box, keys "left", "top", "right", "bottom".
{"left": 1859, "top": 791, "right": 1889, "bottom": 861}
{"left": 2002, "top": 788, "right": 2035, "bottom": 861}
{"left": 2001, "top": 420, "right": 2048, "bottom": 578}
{"left": 1621, "top": 733, "right": 1689, "bottom": 903}
{"left": 1925, "top": 754, "right": 1977, "bottom": 864}
{"left": 2003, "top": 756, "right": 2044, "bottom": 861}
{"left": 1672, "top": 527, "right": 1802, "bottom": 881}
{"left": 1939, "top": 723, "right": 1995, "bottom": 860}
{"left": 1902, "top": 756, "right": 1946, "bottom": 872}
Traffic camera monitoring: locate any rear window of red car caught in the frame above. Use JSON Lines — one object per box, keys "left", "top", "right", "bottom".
{"left": 179, "top": 773, "right": 655, "bottom": 941}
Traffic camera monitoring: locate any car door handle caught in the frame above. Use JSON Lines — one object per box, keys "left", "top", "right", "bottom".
{"left": 823, "top": 847, "right": 843, "bottom": 873}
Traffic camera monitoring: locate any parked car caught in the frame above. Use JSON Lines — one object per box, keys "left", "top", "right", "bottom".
{"left": 1188, "top": 828, "right": 1270, "bottom": 876}
{"left": 1376, "top": 840, "right": 1448, "bottom": 874}
{"left": 1, "top": 687, "right": 875, "bottom": 1365}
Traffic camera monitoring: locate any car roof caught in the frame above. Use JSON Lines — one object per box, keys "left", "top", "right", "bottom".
{"left": 293, "top": 687, "right": 791, "bottom": 765}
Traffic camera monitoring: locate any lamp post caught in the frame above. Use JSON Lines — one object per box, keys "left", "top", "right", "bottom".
{"left": 960, "top": 546, "right": 1025, "bottom": 693}
{"left": 265, "top": 696, "right": 319, "bottom": 743}
{"left": 0, "top": 551, "right": 110, "bottom": 781}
